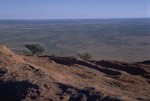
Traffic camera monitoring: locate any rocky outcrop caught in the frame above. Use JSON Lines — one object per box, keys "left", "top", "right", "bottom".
{"left": 0, "top": 45, "right": 150, "bottom": 101}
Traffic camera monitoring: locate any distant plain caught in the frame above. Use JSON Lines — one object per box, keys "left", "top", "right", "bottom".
{"left": 0, "top": 18, "right": 150, "bottom": 62}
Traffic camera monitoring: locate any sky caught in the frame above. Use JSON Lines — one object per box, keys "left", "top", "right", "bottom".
{"left": 0, "top": 0, "right": 149, "bottom": 19}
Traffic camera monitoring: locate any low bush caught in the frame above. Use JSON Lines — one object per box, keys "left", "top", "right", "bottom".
{"left": 25, "top": 43, "right": 45, "bottom": 56}
{"left": 77, "top": 52, "right": 92, "bottom": 60}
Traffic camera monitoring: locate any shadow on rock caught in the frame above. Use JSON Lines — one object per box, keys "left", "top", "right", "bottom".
{"left": 0, "top": 80, "right": 40, "bottom": 101}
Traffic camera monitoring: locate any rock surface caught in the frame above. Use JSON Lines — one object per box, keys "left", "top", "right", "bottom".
{"left": 0, "top": 45, "right": 150, "bottom": 101}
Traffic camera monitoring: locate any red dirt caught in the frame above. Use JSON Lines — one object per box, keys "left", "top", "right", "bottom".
{"left": 0, "top": 45, "right": 150, "bottom": 101}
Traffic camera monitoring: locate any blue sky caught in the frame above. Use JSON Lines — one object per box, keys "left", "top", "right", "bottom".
{"left": 0, "top": 0, "right": 149, "bottom": 19}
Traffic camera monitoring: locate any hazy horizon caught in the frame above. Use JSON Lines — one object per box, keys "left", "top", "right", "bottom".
{"left": 0, "top": 17, "right": 149, "bottom": 20}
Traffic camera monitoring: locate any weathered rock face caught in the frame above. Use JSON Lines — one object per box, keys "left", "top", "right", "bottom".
{"left": 0, "top": 45, "right": 150, "bottom": 101}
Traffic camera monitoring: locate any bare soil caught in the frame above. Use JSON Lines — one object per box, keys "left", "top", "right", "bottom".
{"left": 0, "top": 45, "right": 150, "bottom": 101}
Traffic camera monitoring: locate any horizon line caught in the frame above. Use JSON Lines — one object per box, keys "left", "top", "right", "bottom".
{"left": 0, "top": 17, "right": 149, "bottom": 20}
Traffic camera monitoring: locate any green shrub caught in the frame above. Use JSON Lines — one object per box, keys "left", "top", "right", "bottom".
{"left": 77, "top": 52, "right": 92, "bottom": 60}
{"left": 25, "top": 43, "right": 45, "bottom": 56}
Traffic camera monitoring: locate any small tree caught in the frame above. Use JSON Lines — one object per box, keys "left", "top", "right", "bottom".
{"left": 77, "top": 52, "right": 92, "bottom": 60}
{"left": 25, "top": 43, "right": 45, "bottom": 56}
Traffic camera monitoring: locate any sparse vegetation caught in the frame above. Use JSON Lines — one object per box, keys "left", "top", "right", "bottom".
{"left": 25, "top": 43, "right": 45, "bottom": 56}
{"left": 1, "top": 19, "right": 150, "bottom": 61}
{"left": 77, "top": 52, "right": 92, "bottom": 60}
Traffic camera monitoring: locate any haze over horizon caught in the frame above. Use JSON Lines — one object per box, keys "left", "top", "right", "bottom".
{"left": 0, "top": 0, "right": 149, "bottom": 19}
